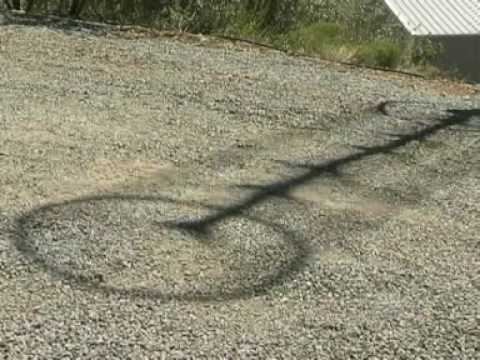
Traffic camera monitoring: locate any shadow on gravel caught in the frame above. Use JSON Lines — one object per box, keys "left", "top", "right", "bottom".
{"left": 12, "top": 105, "right": 479, "bottom": 302}
{"left": 14, "top": 194, "right": 309, "bottom": 303}
{"left": 175, "top": 107, "right": 479, "bottom": 233}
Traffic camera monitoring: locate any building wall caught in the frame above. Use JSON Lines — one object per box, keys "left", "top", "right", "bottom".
{"left": 433, "top": 36, "right": 480, "bottom": 83}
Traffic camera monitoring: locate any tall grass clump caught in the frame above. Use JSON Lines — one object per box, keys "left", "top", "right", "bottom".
{"left": 356, "top": 40, "right": 404, "bottom": 68}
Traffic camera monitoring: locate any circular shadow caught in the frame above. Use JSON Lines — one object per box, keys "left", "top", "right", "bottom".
{"left": 13, "top": 193, "right": 309, "bottom": 302}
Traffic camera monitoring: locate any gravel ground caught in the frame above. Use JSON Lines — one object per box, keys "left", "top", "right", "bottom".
{"left": 1, "top": 15, "right": 480, "bottom": 359}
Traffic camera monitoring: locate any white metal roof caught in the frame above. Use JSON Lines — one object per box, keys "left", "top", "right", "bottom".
{"left": 384, "top": 0, "right": 480, "bottom": 36}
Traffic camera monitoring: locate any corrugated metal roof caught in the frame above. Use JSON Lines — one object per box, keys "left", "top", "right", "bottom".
{"left": 384, "top": 0, "right": 480, "bottom": 36}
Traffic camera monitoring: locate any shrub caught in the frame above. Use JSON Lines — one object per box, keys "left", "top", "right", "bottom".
{"left": 356, "top": 40, "right": 404, "bottom": 68}
{"left": 286, "top": 22, "right": 344, "bottom": 54}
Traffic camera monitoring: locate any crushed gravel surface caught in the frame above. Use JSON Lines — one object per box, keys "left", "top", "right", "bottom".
{"left": 1, "top": 16, "right": 479, "bottom": 359}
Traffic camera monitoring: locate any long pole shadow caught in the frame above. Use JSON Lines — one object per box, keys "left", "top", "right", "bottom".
{"left": 175, "top": 107, "right": 480, "bottom": 234}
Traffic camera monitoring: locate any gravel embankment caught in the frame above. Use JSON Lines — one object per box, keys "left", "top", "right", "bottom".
{"left": 0, "top": 17, "right": 479, "bottom": 359}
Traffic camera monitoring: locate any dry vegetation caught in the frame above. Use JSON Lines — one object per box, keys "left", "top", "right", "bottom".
{"left": 1, "top": 0, "right": 442, "bottom": 72}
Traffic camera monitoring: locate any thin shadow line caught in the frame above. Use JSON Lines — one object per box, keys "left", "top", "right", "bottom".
{"left": 176, "top": 108, "right": 479, "bottom": 234}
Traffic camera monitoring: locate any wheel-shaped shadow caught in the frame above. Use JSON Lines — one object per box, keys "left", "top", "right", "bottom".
{"left": 14, "top": 194, "right": 309, "bottom": 302}
{"left": 12, "top": 105, "right": 479, "bottom": 302}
